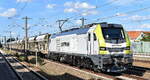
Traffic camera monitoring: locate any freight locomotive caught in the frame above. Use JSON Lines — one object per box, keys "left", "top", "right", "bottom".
{"left": 4, "top": 22, "right": 133, "bottom": 72}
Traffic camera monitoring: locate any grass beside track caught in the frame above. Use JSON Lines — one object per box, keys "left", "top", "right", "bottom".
{"left": 1, "top": 48, "right": 44, "bottom": 65}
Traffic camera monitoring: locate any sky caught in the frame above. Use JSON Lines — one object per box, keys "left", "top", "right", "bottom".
{"left": 0, "top": 0, "right": 150, "bottom": 39}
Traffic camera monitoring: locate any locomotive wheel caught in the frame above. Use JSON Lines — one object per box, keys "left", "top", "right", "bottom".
{"left": 92, "top": 65, "right": 101, "bottom": 72}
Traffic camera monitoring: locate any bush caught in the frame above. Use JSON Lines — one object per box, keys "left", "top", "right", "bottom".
{"left": 29, "top": 57, "right": 44, "bottom": 65}
{"left": 18, "top": 56, "right": 26, "bottom": 61}
{"left": 15, "top": 53, "right": 19, "bottom": 58}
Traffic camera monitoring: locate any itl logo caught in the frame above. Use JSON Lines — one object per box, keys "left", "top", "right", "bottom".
{"left": 112, "top": 45, "right": 121, "bottom": 47}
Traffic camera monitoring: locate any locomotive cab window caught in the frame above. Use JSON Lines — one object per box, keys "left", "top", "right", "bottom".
{"left": 93, "top": 33, "right": 97, "bottom": 41}
{"left": 88, "top": 33, "right": 90, "bottom": 41}
{"left": 102, "top": 27, "right": 125, "bottom": 39}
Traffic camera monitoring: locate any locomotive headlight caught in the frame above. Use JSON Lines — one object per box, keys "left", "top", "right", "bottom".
{"left": 125, "top": 46, "right": 130, "bottom": 50}
{"left": 100, "top": 47, "right": 107, "bottom": 51}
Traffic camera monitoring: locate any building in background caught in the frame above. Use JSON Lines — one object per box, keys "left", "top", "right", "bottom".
{"left": 128, "top": 31, "right": 150, "bottom": 42}
{"left": 127, "top": 31, "right": 150, "bottom": 54}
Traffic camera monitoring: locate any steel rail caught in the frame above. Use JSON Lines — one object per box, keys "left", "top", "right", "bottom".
{"left": 0, "top": 52, "right": 23, "bottom": 80}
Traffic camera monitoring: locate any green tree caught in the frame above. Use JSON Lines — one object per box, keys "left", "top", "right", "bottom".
{"left": 141, "top": 33, "right": 150, "bottom": 41}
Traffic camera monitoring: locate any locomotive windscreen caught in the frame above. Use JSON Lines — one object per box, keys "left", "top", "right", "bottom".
{"left": 102, "top": 26, "right": 125, "bottom": 43}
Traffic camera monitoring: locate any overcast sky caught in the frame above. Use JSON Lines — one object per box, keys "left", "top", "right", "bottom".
{"left": 0, "top": 0, "right": 150, "bottom": 38}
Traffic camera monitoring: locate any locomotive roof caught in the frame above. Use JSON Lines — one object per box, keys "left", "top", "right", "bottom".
{"left": 101, "top": 24, "right": 123, "bottom": 28}
{"left": 83, "top": 22, "right": 122, "bottom": 28}
{"left": 51, "top": 23, "right": 123, "bottom": 38}
{"left": 51, "top": 27, "right": 90, "bottom": 38}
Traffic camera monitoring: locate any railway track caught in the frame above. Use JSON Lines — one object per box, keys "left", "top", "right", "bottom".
{"left": 10, "top": 55, "right": 149, "bottom": 80}
{"left": 45, "top": 56, "right": 150, "bottom": 80}
{"left": 116, "top": 66, "right": 150, "bottom": 80}
{"left": 45, "top": 59, "right": 148, "bottom": 80}
{"left": 131, "top": 66, "right": 149, "bottom": 73}
{"left": 130, "top": 66, "right": 150, "bottom": 73}
{"left": 125, "top": 65, "right": 150, "bottom": 74}
{"left": 47, "top": 60, "right": 117, "bottom": 80}
{"left": 0, "top": 52, "right": 22, "bottom": 80}
{"left": 0, "top": 52, "right": 48, "bottom": 80}
{"left": 1, "top": 50, "right": 149, "bottom": 80}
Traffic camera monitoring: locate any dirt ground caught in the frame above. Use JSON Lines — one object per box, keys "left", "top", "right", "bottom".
{"left": 25, "top": 56, "right": 105, "bottom": 80}
{"left": 133, "top": 57, "right": 150, "bottom": 80}
{"left": 133, "top": 60, "right": 150, "bottom": 68}
{"left": 133, "top": 56, "right": 150, "bottom": 68}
